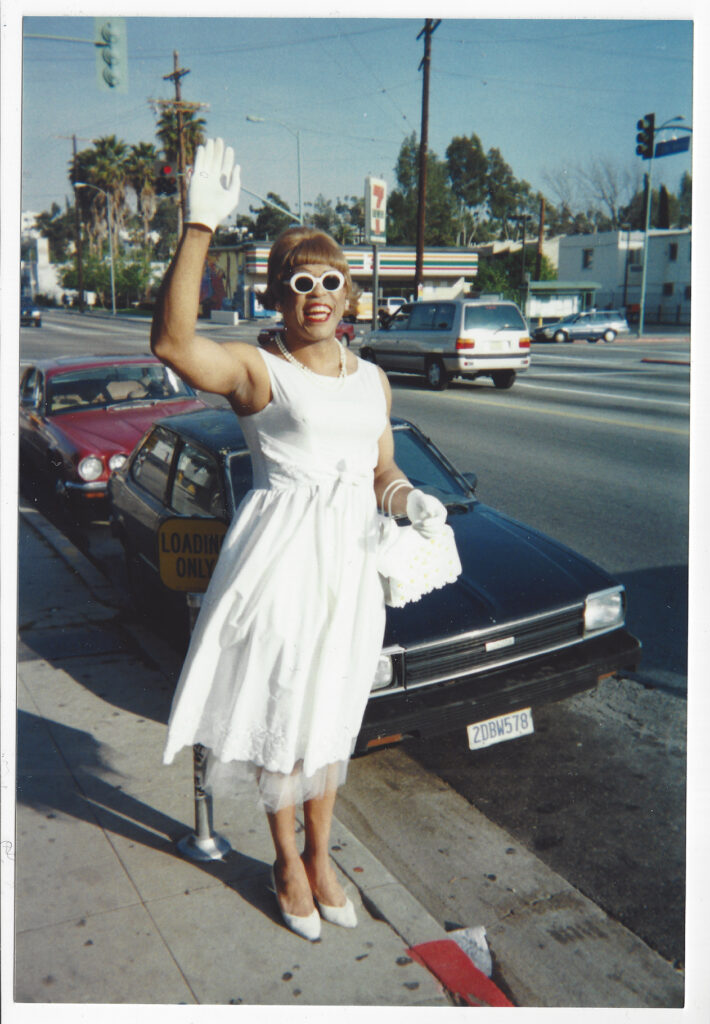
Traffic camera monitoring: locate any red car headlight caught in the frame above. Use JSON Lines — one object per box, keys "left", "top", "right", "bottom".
{"left": 78, "top": 456, "right": 103, "bottom": 481}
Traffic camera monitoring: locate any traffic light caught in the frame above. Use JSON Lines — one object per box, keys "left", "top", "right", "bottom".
{"left": 94, "top": 18, "right": 128, "bottom": 93}
{"left": 155, "top": 160, "right": 178, "bottom": 197}
{"left": 636, "top": 113, "right": 655, "bottom": 160}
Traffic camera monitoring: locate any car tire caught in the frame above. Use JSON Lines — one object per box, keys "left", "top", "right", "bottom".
{"left": 360, "top": 347, "right": 377, "bottom": 364}
{"left": 553, "top": 330, "right": 567, "bottom": 343}
{"left": 603, "top": 329, "right": 616, "bottom": 343}
{"left": 492, "top": 370, "right": 516, "bottom": 390}
{"left": 425, "top": 358, "right": 448, "bottom": 391}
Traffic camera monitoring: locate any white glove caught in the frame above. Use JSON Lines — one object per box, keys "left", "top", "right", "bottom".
{"left": 186, "top": 137, "right": 241, "bottom": 232}
{"left": 406, "top": 489, "right": 447, "bottom": 538}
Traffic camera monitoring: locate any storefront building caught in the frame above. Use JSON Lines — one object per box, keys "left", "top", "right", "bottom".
{"left": 209, "top": 242, "right": 479, "bottom": 319}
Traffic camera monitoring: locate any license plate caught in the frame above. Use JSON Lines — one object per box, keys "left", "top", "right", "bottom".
{"left": 467, "top": 708, "right": 534, "bottom": 750}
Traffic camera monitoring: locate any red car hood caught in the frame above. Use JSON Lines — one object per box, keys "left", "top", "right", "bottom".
{"left": 55, "top": 398, "right": 207, "bottom": 456}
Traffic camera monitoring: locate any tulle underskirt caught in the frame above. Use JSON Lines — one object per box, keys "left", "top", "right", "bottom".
{"left": 204, "top": 754, "right": 349, "bottom": 814}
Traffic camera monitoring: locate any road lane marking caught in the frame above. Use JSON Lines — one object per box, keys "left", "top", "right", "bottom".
{"left": 515, "top": 380, "right": 689, "bottom": 408}
{"left": 442, "top": 392, "right": 689, "bottom": 435}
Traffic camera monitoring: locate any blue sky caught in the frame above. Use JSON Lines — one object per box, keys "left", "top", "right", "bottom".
{"left": 16, "top": 13, "right": 695, "bottom": 223}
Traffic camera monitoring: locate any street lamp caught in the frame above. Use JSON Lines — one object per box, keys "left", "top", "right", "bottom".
{"left": 75, "top": 182, "right": 116, "bottom": 316}
{"left": 246, "top": 114, "right": 303, "bottom": 223}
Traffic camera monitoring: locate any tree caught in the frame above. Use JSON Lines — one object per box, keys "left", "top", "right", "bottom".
{"left": 387, "top": 132, "right": 457, "bottom": 246}
{"left": 250, "top": 193, "right": 296, "bottom": 239}
{"left": 678, "top": 172, "right": 691, "bottom": 227}
{"left": 446, "top": 134, "right": 488, "bottom": 244}
{"left": 485, "top": 148, "right": 522, "bottom": 238}
{"left": 69, "top": 135, "right": 130, "bottom": 256}
{"left": 574, "top": 157, "right": 640, "bottom": 229}
{"left": 32, "top": 203, "right": 75, "bottom": 262}
{"left": 126, "top": 141, "right": 159, "bottom": 246}
{"left": 155, "top": 107, "right": 207, "bottom": 167}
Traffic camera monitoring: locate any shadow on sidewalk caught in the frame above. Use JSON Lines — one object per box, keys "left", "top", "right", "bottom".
{"left": 15, "top": 709, "right": 281, "bottom": 925}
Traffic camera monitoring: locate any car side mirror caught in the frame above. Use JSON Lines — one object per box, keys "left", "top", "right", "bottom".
{"left": 462, "top": 472, "right": 478, "bottom": 494}
{"left": 21, "top": 394, "right": 39, "bottom": 409}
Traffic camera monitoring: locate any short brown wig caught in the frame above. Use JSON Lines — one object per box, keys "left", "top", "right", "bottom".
{"left": 259, "top": 226, "right": 357, "bottom": 313}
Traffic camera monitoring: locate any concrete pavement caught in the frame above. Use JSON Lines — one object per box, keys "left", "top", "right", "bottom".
{"left": 12, "top": 505, "right": 686, "bottom": 1007}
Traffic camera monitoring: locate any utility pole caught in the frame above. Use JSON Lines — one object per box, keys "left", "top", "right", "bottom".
{"left": 71, "top": 135, "right": 85, "bottom": 312}
{"left": 535, "top": 195, "right": 545, "bottom": 282}
{"left": 414, "top": 19, "right": 440, "bottom": 297}
{"left": 163, "top": 52, "right": 190, "bottom": 235}
{"left": 151, "top": 53, "right": 208, "bottom": 238}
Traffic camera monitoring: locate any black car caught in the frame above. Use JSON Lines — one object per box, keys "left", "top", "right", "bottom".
{"left": 108, "top": 408, "right": 640, "bottom": 755}
{"left": 20, "top": 295, "right": 42, "bottom": 327}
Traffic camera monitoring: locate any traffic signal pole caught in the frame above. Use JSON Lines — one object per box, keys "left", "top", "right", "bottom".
{"left": 637, "top": 164, "right": 653, "bottom": 337}
{"left": 635, "top": 113, "right": 655, "bottom": 337}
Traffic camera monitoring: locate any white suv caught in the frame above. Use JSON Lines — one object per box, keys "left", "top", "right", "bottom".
{"left": 361, "top": 298, "right": 531, "bottom": 390}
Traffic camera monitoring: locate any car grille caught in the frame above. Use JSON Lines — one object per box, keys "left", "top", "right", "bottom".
{"left": 404, "top": 605, "right": 584, "bottom": 688}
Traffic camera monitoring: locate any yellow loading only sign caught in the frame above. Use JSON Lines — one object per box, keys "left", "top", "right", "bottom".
{"left": 158, "top": 517, "right": 228, "bottom": 592}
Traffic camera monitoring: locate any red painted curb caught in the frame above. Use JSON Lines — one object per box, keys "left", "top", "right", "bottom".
{"left": 408, "top": 939, "right": 514, "bottom": 1007}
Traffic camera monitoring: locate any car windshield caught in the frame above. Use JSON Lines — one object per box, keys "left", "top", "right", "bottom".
{"left": 393, "top": 427, "right": 471, "bottom": 504}
{"left": 464, "top": 304, "right": 526, "bottom": 330}
{"left": 46, "top": 364, "right": 192, "bottom": 415}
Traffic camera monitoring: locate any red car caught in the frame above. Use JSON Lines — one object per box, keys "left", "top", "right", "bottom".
{"left": 19, "top": 354, "right": 208, "bottom": 518}
{"left": 258, "top": 320, "right": 355, "bottom": 348}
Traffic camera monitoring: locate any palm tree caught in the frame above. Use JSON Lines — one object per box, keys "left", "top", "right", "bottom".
{"left": 156, "top": 107, "right": 207, "bottom": 169}
{"left": 126, "top": 141, "right": 159, "bottom": 246}
{"left": 69, "top": 136, "right": 129, "bottom": 256}
{"left": 91, "top": 135, "right": 129, "bottom": 241}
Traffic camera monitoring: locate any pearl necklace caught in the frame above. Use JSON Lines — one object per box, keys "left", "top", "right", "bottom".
{"left": 274, "top": 331, "right": 347, "bottom": 385}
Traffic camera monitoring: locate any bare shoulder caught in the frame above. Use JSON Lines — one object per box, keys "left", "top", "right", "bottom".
{"left": 375, "top": 364, "right": 392, "bottom": 409}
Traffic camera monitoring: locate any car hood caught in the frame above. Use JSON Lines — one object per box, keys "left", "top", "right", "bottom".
{"left": 52, "top": 398, "right": 207, "bottom": 456}
{"left": 383, "top": 502, "right": 618, "bottom": 648}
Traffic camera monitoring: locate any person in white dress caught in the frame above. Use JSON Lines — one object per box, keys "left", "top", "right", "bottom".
{"left": 151, "top": 138, "right": 448, "bottom": 941}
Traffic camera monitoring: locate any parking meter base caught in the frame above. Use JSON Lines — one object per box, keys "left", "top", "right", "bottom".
{"left": 177, "top": 831, "right": 232, "bottom": 862}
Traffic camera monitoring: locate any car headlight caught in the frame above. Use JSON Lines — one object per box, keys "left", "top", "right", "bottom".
{"left": 584, "top": 586, "right": 625, "bottom": 634}
{"left": 371, "top": 653, "right": 394, "bottom": 691}
{"left": 108, "top": 453, "right": 127, "bottom": 472}
{"left": 77, "top": 455, "right": 104, "bottom": 481}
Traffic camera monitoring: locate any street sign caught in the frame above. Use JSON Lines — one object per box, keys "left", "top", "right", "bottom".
{"left": 365, "top": 176, "right": 387, "bottom": 244}
{"left": 158, "top": 517, "right": 227, "bottom": 592}
{"left": 654, "top": 136, "right": 691, "bottom": 158}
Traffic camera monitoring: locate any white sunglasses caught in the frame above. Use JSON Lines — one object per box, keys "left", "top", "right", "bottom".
{"left": 285, "top": 269, "right": 345, "bottom": 295}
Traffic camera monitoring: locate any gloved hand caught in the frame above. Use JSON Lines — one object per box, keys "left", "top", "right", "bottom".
{"left": 186, "top": 137, "right": 241, "bottom": 232}
{"left": 406, "top": 489, "right": 447, "bottom": 538}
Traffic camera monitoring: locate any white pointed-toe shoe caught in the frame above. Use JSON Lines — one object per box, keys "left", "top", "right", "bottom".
{"left": 270, "top": 867, "right": 321, "bottom": 942}
{"left": 316, "top": 894, "right": 358, "bottom": 928}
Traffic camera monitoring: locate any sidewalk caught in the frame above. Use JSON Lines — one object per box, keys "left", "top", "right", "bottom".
{"left": 13, "top": 507, "right": 685, "bottom": 1008}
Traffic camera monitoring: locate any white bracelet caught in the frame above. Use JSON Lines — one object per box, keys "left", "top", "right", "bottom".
{"left": 381, "top": 479, "right": 412, "bottom": 517}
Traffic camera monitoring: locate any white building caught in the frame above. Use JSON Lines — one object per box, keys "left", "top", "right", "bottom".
{"left": 557, "top": 228, "right": 691, "bottom": 326}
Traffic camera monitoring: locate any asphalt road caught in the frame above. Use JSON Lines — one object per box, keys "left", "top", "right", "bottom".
{"left": 18, "top": 310, "right": 690, "bottom": 967}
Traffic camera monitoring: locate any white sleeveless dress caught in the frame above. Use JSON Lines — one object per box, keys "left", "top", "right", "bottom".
{"left": 162, "top": 346, "right": 388, "bottom": 811}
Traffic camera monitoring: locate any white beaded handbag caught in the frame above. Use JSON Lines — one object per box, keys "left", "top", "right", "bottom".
{"left": 376, "top": 482, "right": 462, "bottom": 608}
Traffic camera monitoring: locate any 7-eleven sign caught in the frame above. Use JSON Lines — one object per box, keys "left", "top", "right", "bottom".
{"left": 365, "top": 176, "right": 387, "bottom": 244}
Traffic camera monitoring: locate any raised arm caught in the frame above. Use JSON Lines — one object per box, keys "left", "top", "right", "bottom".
{"left": 150, "top": 139, "right": 267, "bottom": 411}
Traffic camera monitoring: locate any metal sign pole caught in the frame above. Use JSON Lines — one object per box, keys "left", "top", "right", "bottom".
{"left": 176, "top": 591, "right": 231, "bottom": 861}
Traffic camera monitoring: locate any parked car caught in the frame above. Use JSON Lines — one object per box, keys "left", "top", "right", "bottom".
{"left": 20, "top": 295, "right": 42, "bottom": 327}
{"left": 108, "top": 407, "right": 640, "bottom": 755}
{"left": 258, "top": 320, "right": 355, "bottom": 347}
{"left": 19, "top": 355, "right": 208, "bottom": 518}
{"left": 377, "top": 296, "right": 407, "bottom": 316}
{"left": 360, "top": 298, "right": 531, "bottom": 390}
{"left": 532, "top": 310, "right": 630, "bottom": 344}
